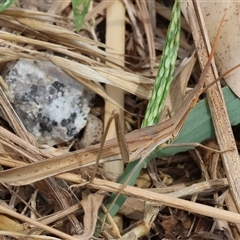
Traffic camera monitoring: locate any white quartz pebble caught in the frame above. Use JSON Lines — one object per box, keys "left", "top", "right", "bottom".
{"left": 3, "top": 58, "right": 93, "bottom": 146}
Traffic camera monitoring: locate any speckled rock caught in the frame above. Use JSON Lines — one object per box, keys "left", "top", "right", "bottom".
{"left": 3, "top": 58, "right": 93, "bottom": 146}
{"left": 76, "top": 114, "right": 103, "bottom": 149}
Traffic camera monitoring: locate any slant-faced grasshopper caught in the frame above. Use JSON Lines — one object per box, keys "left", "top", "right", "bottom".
{"left": 0, "top": 77, "right": 212, "bottom": 186}
{"left": 0, "top": 12, "right": 239, "bottom": 187}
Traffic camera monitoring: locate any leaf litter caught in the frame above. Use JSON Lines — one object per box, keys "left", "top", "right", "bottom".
{"left": 0, "top": 1, "right": 239, "bottom": 240}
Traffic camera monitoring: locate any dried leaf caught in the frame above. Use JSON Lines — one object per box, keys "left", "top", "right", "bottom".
{"left": 182, "top": 1, "right": 240, "bottom": 98}
{"left": 74, "top": 193, "right": 104, "bottom": 239}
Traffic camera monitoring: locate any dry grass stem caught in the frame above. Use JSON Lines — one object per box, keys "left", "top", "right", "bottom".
{"left": 103, "top": 0, "right": 125, "bottom": 183}
{"left": 186, "top": 1, "right": 240, "bottom": 213}
{"left": 1, "top": 1, "right": 240, "bottom": 239}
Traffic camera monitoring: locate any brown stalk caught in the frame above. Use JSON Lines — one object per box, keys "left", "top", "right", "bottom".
{"left": 103, "top": 0, "right": 125, "bottom": 180}
{"left": 186, "top": 1, "right": 240, "bottom": 213}
{"left": 2, "top": 152, "right": 240, "bottom": 230}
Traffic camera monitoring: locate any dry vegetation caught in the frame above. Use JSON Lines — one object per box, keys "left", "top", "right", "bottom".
{"left": 0, "top": 0, "right": 240, "bottom": 240}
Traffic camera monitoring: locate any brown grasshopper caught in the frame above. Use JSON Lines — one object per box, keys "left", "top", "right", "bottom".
{"left": 0, "top": 12, "right": 239, "bottom": 187}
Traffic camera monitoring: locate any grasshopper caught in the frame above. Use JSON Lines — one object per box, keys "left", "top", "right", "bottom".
{"left": 0, "top": 11, "right": 237, "bottom": 187}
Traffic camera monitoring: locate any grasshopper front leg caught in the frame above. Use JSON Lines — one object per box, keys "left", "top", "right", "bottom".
{"left": 90, "top": 110, "right": 129, "bottom": 183}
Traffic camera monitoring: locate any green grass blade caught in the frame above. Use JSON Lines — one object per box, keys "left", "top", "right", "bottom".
{"left": 72, "top": 0, "right": 91, "bottom": 32}
{"left": 0, "top": 0, "right": 15, "bottom": 12}
{"left": 141, "top": 0, "right": 181, "bottom": 127}
{"left": 155, "top": 86, "right": 240, "bottom": 157}
{"left": 96, "top": 0, "right": 182, "bottom": 235}
{"left": 97, "top": 86, "right": 240, "bottom": 225}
